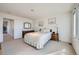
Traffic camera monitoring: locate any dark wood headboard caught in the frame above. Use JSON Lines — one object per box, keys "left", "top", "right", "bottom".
{"left": 22, "top": 30, "right": 34, "bottom": 38}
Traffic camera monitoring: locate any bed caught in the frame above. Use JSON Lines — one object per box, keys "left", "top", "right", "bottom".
{"left": 24, "top": 32, "right": 52, "bottom": 49}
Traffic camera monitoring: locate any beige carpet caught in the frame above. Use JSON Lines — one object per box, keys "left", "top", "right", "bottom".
{"left": 3, "top": 34, "right": 13, "bottom": 42}
{"left": 0, "top": 34, "right": 76, "bottom": 55}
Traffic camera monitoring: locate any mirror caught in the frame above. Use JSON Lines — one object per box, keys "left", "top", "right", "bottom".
{"left": 24, "top": 22, "right": 31, "bottom": 29}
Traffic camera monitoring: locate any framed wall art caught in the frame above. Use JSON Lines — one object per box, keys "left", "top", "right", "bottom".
{"left": 38, "top": 21, "right": 43, "bottom": 27}
{"left": 48, "top": 17, "right": 56, "bottom": 24}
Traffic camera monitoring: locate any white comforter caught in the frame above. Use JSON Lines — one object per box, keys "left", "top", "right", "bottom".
{"left": 24, "top": 32, "right": 52, "bottom": 49}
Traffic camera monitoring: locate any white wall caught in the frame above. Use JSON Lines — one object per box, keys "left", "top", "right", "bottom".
{"left": 77, "top": 11, "right": 79, "bottom": 39}
{"left": 0, "top": 12, "right": 34, "bottom": 42}
{"left": 0, "top": 17, "right": 3, "bottom": 43}
{"left": 34, "top": 13, "right": 72, "bottom": 43}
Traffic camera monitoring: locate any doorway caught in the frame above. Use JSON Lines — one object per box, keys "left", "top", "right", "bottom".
{"left": 3, "top": 18, "right": 14, "bottom": 42}
{"left": 3, "top": 21, "right": 8, "bottom": 34}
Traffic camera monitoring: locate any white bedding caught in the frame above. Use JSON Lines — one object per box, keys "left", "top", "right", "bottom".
{"left": 24, "top": 32, "right": 52, "bottom": 49}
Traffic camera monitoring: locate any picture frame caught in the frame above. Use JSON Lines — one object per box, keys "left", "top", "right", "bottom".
{"left": 24, "top": 22, "right": 31, "bottom": 29}
{"left": 48, "top": 17, "right": 56, "bottom": 24}
{"left": 38, "top": 21, "right": 43, "bottom": 27}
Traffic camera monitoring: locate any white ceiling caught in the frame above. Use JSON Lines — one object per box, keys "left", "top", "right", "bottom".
{"left": 0, "top": 3, "right": 74, "bottom": 20}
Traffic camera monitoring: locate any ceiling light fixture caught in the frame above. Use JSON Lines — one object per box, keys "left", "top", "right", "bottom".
{"left": 30, "top": 9, "right": 34, "bottom": 12}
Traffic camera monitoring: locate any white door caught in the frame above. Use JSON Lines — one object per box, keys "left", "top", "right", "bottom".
{"left": 10, "top": 20, "right": 14, "bottom": 38}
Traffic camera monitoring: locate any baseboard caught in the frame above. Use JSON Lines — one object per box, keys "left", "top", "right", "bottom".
{"left": 59, "top": 40, "right": 72, "bottom": 44}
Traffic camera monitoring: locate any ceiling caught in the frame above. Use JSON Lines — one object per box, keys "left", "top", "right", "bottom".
{"left": 0, "top": 3, "right": 74, "bottom": 20}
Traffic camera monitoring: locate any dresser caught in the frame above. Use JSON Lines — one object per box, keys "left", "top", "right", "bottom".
{"left": 51, "top": 32, "right": 59, "bottom": 41}
{"left": 22, "top": 30, "right": 34, "bottom": 38}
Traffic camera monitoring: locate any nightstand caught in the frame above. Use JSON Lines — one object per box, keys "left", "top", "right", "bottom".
{"left": 51, "top": 32, "right": 59, "bottom": 41}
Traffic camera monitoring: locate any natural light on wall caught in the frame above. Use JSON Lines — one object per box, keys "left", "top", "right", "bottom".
{"left": 73, "top": 12, "right": 76, "bottom": 38}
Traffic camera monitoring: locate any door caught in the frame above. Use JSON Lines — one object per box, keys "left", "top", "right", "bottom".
{"left": 9, "top": 20, "right": 14, "bottom": 37}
